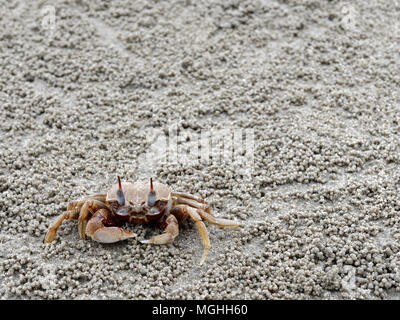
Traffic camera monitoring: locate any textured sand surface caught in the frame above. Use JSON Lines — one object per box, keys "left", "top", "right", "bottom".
{"left": 1, "top": 0, "right": 400, "bottom": 299}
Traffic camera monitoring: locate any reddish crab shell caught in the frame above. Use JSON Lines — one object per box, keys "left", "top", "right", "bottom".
{"left": 106, "top": 180, "right": 173, "bottom": 224}
{"left": 106, "top": 181, "right": 171, "bottom": 204}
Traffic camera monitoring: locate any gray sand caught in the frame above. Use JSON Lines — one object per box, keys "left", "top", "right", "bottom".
{"left": 1, "top": 0, "right": 400, "bottom": 299}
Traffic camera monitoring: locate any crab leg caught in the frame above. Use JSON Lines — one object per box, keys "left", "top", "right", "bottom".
{"left": 172, "top": 192, "right": 211, "bottom": 213}
{"left": 197, "top": 208, "right": 239, "bottom": 228}
{"left": 170, "top": 204, "right": 210, "bottom": 265}
{"left": 185, "top": 206, "right": 210, "bottom": 265}
{"left": 173, "top": 196, "right": 211, "bottom": 213}
{"left": 171, "top": 192, "right": 207, "bottom": 204}
{"left": 85, "top": 209, "right": 134, "bottom": 243}
{"left": 173, "top": 194, "right": 239, "bottom": 228}
{"left": 44, "top": 209, "right": 80, "bottom": 243}
{"left": 140, "top": 214, "right": 179, "bottom": 245}
{"left": 77, "top": 199, "right": 109, "bottom": 239}
{"left": 44, "top": 195, "right": 108, "bottom": 243}
{"left": 67, "top": 193, "right": 107, "bottom": 211}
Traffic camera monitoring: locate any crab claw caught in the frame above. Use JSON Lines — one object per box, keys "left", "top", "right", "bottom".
{"left": 86, "top": 212, "right": 134, "bottom": 243}
{"left": 91, "top": 227, "right": 134, "bottom": 243}
{"left": 116, "top": 176, "right": 125, "bottom": 206}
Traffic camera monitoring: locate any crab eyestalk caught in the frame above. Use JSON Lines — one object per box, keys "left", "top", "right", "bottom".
{"left": 116, "top": 176, "right": 125, "bottom": 206}
{"left": 147, "top": 177, "right": 157, "bottom": 207}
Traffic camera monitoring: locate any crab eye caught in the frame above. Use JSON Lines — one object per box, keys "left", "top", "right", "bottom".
{"left": 117, "top": 176, "right": 125, "bottom": 206}
{"left": 147, "top": 177, "right": 157, "bottom": 207}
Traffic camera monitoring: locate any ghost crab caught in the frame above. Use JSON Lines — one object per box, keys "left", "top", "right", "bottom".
{"left": 44, "top": 177, "right": 239, "bottom": 265}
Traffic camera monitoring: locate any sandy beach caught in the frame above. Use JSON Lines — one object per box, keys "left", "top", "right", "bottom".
{"left": 0, "top": 0, "right": 400, "bottom": 299}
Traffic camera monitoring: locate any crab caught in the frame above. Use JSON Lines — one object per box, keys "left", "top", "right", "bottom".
{"left": 44, "top": 177, "right": 239, "bottom": 265}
